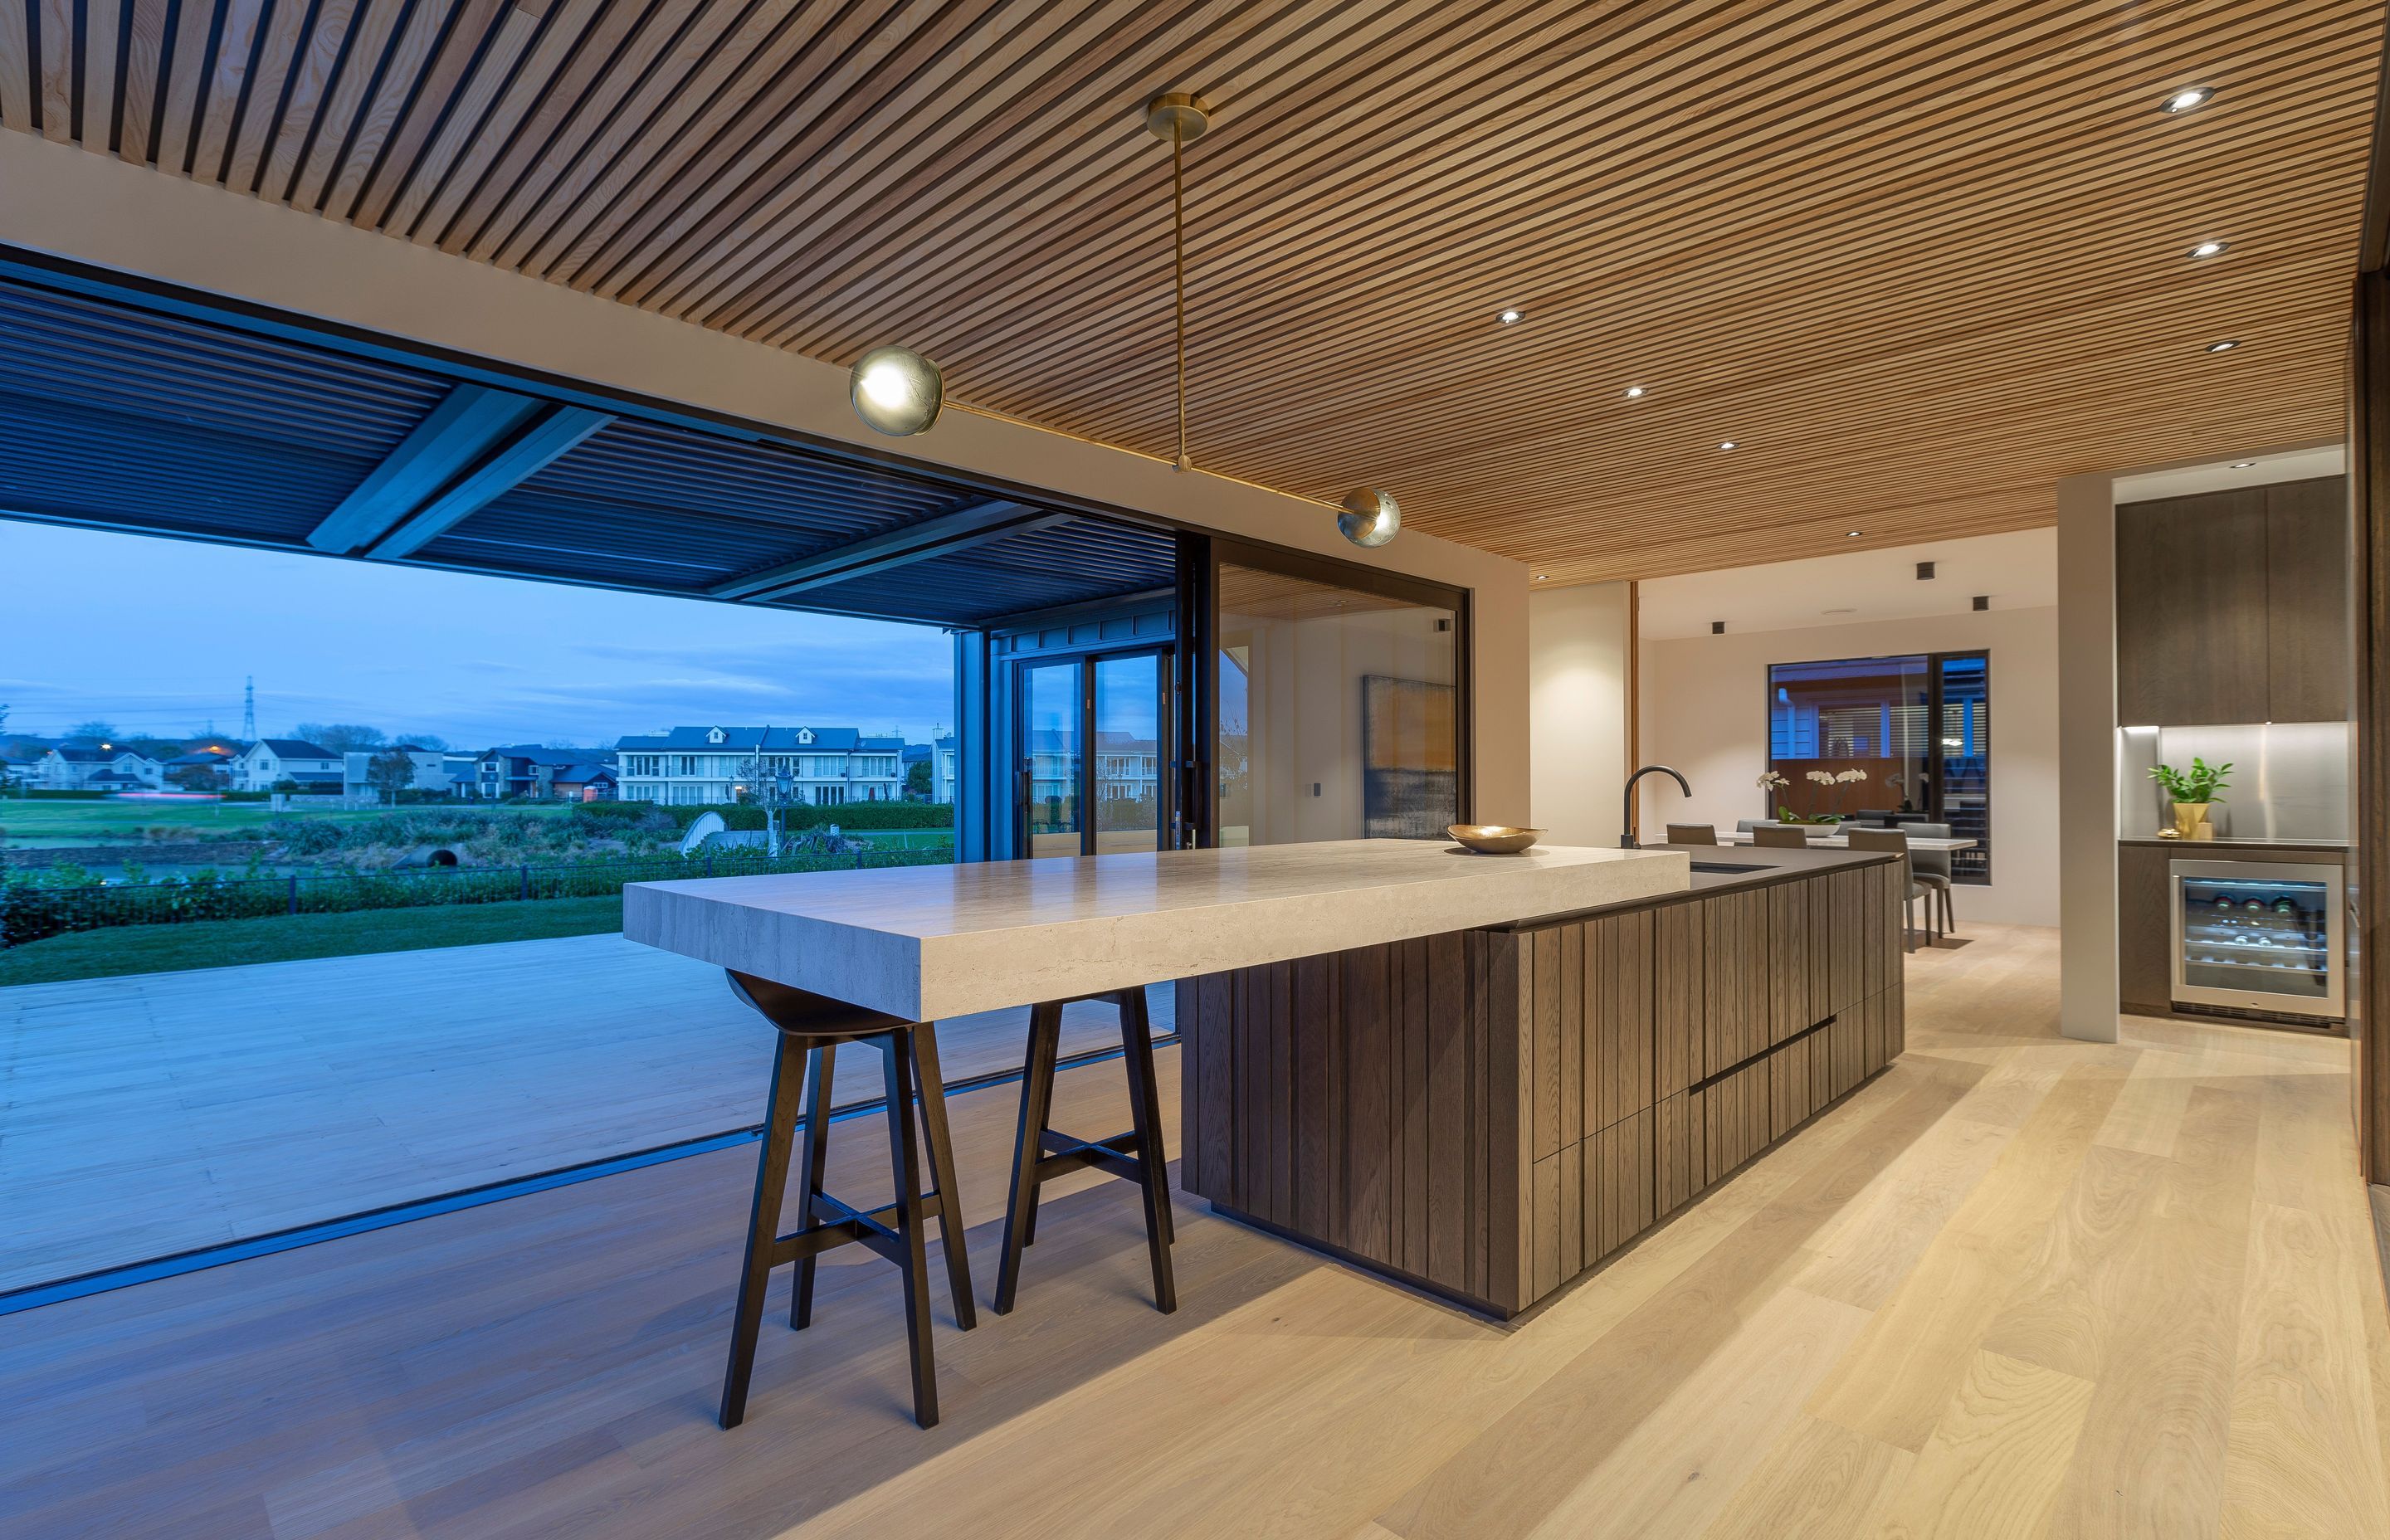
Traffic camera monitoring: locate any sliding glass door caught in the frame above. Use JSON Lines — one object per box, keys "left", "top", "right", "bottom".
{"left": 1017, "top": 649, "right": 1169, "bottom": 857}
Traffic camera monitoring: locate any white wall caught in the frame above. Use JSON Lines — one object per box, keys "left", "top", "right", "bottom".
{"left": 1528, "top": 582, "right": 1632, "bottom": 846}
{"left": 1638, "top": 606, "right": 2061, "bottom": 926}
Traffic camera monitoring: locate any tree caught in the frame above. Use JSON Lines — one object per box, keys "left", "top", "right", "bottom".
{"left": 293, "top": 723, "right": 387, "bottom": 752}
{"left": 69, "top": 719, "right": 120, "bottom": 743}
{"left": 905, "top": 758, "right": 932, "bottom": 798}
{"left": 366, "top": 748, "right": 417, "bottom": 806}
{"left": 401, "top": 733, "right": 450, "bottom": 752}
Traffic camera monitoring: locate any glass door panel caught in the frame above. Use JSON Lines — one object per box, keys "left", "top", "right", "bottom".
{"left": 1215, "top": 560, "right": 1459, "bottom": 846}
{"left": 1022, "top": 660, "right": 1081, "bottom": 857}
{"left": 1093, "top": 653, "right": 1165, "bottom": 854}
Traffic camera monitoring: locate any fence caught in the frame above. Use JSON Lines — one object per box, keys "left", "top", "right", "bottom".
{"left": 0, "top": 846, "right": 951, "bottom": 949}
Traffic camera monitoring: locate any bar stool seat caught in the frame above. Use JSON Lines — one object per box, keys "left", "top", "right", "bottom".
{"left": 717, "top": 970, "right": 974, "bottom": 1431}
{"left": 994, "top": 987, "right": 1177, "bottom": 1316}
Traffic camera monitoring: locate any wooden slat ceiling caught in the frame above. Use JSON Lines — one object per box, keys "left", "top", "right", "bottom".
{"left": 0, "top": 0, "right": 2378, "bottom": 584}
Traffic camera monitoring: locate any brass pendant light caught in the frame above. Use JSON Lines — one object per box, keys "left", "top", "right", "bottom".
{"left": 1337, "top": 488, "right": 1402, "bottom": 548}
{"left": 849, "top": 344, "right": 943, "bottom": 436}
{"left": 1145, "top": 93, "right": 1210, "bottom": 472}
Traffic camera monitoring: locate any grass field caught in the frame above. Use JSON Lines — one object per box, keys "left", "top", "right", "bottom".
{"left": 846, "top": 828, "right": 955, "bottom": 850}
{"left": 0, "top": 798, "right": 578, "bottom": 848}
{"left": 0, "top": 896, "right": 626, "bottom": 987}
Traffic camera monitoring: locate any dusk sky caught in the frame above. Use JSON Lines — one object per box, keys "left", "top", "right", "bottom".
{"left": 2, "top": 522, "right": 958, "bottom": 748}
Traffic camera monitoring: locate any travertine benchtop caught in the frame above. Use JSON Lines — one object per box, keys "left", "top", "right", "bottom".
{"left": 623, "top": 840, "right": 1689, "bottom": 1020}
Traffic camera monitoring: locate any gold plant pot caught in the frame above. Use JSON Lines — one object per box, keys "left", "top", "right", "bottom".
{"left": 2172, "top": 802, "right": 2212, "bottom": 840}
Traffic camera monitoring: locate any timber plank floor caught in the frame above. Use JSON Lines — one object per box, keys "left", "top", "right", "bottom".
{"left": 3, "top": 923, "right": 2387, "bottom": 1537}
{"left": 0, "top": 933, "right": 1165, "bottom": 1292}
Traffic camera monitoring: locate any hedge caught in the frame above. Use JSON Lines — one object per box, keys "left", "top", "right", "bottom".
{"left": 0, "top": 842, "right": 953, "bottom": 948}
{"left": 573, "top": 801, "right": 954, "bottom": 832}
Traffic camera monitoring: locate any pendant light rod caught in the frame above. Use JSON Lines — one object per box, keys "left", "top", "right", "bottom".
{"left": 1173, "top": 115, "right": 1188, "bottom": 471}
{"left": 1147, "top": 92, "right": 1212, "bottom": 473}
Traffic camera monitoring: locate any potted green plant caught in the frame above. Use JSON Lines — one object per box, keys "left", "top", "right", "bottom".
{"left": 2149, "top": 756, "right": 2231, "bottom": 840}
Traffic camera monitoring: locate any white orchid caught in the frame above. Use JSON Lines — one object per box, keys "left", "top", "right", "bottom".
{"left": 1805, "top": 768, "right": 1836, "bottom": 786}
{"left": 1756, "top": 770, "right": 1788, "bottom": 791}
{"left": 1835, "top": 768, "right": 1867, "bottom": 784}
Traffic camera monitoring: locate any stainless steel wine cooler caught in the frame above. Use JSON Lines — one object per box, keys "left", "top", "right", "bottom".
{"left": 2169, "top": 858, "right": 2344, "bottom": 1022}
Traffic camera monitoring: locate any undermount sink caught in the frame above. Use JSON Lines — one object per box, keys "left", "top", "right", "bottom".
{"left": 1689, "top": 860, "right": 1768, "bottom": 875}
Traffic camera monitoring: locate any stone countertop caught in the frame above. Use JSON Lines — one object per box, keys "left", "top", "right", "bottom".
{"left": 1497, "top": 842, "right": 1897, "bottom": 928}
{"left": 623, "top": 839, "right": 1691, "bottom": 1020}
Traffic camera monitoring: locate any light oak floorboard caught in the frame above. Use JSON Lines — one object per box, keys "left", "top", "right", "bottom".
{"left": 0, "top": 922, "right": 2384, "bottom": 1538}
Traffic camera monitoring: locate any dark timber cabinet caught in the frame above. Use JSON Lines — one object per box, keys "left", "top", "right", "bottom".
{"left": 1176, "top": 857, "right": 1906, "bottom": 1318}
{"left": 2114, "top": 476, "right": 2349, "bottom": 725}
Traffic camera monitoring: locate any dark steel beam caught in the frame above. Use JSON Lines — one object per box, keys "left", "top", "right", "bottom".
{"left": 711, "top": 500, "right": 1066, "bottom": 603}
{"left": 365, "top": 405, "right": 612, "bottom": 559}
{"left": 305, "top": 384, "right": 545, "bottom": 555}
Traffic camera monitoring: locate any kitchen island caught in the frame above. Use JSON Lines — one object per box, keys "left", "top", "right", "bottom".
{"left": 1175, "top": 842, "right": 1906, "bottom": 1317}
{"left": 623, "top": 838, "right": 1905, "bottom": 1321}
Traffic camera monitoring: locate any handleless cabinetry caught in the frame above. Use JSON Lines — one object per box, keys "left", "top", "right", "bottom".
{"left": 2265, "top": 476, "right": 2352, "bottom": 724}
{"left": 2114, "top": 476, "right": 2349, "bottom": 726}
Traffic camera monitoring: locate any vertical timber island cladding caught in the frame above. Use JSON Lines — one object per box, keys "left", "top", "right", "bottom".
{"left": 1176, "top": 855, "right": 1907, "bottom": 1317}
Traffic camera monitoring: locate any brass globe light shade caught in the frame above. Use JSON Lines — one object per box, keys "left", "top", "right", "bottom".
{"left": 849, "top": 345, "right": 944, "bottom": 436}
{"left": 1337, "top": 488, "right": 1401, "bottom": 548}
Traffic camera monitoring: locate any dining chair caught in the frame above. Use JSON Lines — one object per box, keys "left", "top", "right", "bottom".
{"left": 1905, "top": 822, "right": 1956, "bottom": 938}
{"left": 1753, "top": 825, "right": 1809, "bottom": 847}
{"left": 1665, "top": 823, "right": 1717, "bottom": 845}
{"left": 1845, "top": 827, "right": 1934, "bottom": 950}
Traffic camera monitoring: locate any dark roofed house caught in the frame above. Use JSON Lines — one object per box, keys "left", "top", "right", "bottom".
{"left": 477, "top": 745, "right": 615, "bottom": 800}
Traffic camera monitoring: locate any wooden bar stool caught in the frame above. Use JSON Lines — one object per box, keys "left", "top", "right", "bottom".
{"left": 717, "top": 970, "right": 974, "bottom": 1431}
{"left": 993, "top": 987, "right": 1177, "bottom": 1316}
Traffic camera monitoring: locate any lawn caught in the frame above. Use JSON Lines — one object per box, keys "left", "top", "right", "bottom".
{"left": 0, "top": 798, "right": 578, "bottom": 848}
{"left": 0, "top": 895, "right": 627, "bottom": 987}
{"left": 846, "top": 828, "right": 955, "bottom": 851}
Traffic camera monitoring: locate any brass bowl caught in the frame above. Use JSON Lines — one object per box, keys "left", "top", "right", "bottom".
{"left": 1447, "top": 824, "right": 1545, "bottom": 855}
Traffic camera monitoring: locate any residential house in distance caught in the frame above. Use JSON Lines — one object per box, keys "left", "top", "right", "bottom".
{"left": 341, "top": 745, "right": 451, "bottom": 803}
{"left": 901, "top": 735, "right": 958, "bottom": 805}
{"left": 37, "top": 743, "right": 167, "bottom": 791}
{"left": 230, "top": 738, "right": 343, "bottom": 792}
{"left": 615, "top": 726, "right": 903, "bottom": 806}
{"left": 474, "top": 745, "right": 609, "bottom": 800}
{"left": 163, "top": 747, "right": 237, "bottom": 788}
{"left": 549, "top": 763, "right": 618, "bottom": 802}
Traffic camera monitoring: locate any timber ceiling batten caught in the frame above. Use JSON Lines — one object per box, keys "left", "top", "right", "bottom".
{"left": 0, "top": 1, "right": 2377, "bottom": 582}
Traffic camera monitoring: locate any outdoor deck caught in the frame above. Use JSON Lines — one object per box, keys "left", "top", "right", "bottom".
{"left": 0, "top": 934, "right": 1167, "bottom": 1294}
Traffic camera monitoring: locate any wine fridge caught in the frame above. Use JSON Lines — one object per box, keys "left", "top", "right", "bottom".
{"left": 2169, "top": 859, "right": 2344, "bottom": 1022}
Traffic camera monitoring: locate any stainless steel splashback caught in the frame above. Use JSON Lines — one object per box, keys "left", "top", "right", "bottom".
{"left": 2116, "top": 721, "right": 2351, "bottom": 841}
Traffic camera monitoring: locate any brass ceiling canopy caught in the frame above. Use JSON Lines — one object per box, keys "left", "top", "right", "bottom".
{"left": 1146, "top": 92, "right": 1212, "bottom": 472}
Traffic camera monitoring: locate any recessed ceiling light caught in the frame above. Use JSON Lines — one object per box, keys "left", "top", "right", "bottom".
{"left": 2188, "top": 240, "right": 2228, "bottom": 259}
{"left": 2230, "top": 460, "right": 2256, "bottom": 468}
{"left": 2161, "top": 85, "right": 2215, "bottom": 114}
{"left": 1623, "top": 385, "right": 1646, "bottom": 398}
{"left": 1719, "top": 439, "right": 1739, "bottom": 450}
{"left": 1846, "top": 530, "right": 1861, "bottom": 538}
{"left": 1534, "top": 573, "right": 1549, "bottom": 580}
{"left": 1497, "top": 308, "right": 1523, "bottom": 325}
{"left": 2204, "top": 339, "right": 2241, "bottom": 353}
